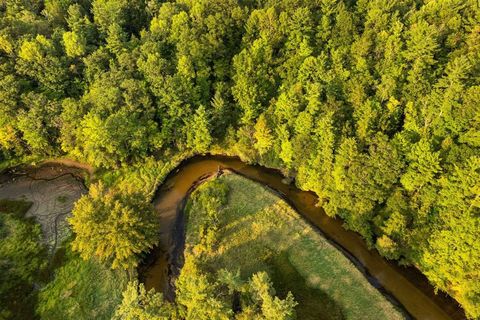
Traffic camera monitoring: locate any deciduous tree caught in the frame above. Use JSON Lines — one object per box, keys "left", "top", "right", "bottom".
{"left": 69, "top": 183, "right": 159, "bottom": 270}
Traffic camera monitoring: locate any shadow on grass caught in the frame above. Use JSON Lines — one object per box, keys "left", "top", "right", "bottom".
{"left": 0, "top": 199, "right": 40, "bottom": 320}
{"left": 208, "top": 237, "right": 345, "bottom": 320}
{"left": 270, "top": 252, "right": 345, "bottom": 320}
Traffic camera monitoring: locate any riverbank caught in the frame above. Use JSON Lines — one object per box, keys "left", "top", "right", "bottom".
{"left": 0, "top": 163, "right": 88, "bottom": 252}
{"left": 141, "top": 155, "right": 465, "bottom": 320}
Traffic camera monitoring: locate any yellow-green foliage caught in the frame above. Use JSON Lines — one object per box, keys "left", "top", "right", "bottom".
{"left": 69, "top": 182, "right": 159, "bottom": 270}
{"left": 185, "top": 174, "right": 404, "bottom": 320}
{"left": 174, "top": 254, "right": 298, "bottom": 320}
{"left": 100, "top": 153, "right": 191, "bottom": 199}
{"left": 113, "top": 280, "right": 177, "bottom": 320}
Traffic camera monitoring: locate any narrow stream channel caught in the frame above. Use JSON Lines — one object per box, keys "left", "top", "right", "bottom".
{"left": 140, "top": 155, "right": 465, "bottom": 320}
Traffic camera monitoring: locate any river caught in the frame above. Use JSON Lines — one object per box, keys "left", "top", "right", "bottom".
{"left": 1, "top": 158, "right": 464, "bottom": 319}
{"left": 140, "top": 155, "right": 465, "bottom": 320}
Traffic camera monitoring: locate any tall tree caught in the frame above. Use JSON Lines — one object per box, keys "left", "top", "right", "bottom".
{"left": 69, "top": 183, "right": 159, "bottom": 270}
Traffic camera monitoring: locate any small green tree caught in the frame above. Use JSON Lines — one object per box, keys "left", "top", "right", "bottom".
{"left": 185, "top": 106, "right": 212, "bottom": 153}
{"left": 113, "top": 281, "right": 177, "bottom": 320}
{"left": 248, "top": 272, "right": 297, "bottom": 320}
{"left": 63, "top": 31, "right": 86, "bottom": 57}
{"left": 175, "top": 256, "right": 232, "bottom": 320}
{"left": 400, "top": 139, "right": 442, "bottom": 192}
{"left": 278, "top": 125, "right": 294, "bottom": 168}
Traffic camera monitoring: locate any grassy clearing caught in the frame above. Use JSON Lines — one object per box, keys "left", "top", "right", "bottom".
{"left": 185, "top": 174, "right": 404, "bottom": 320}
{"left": 36, "top": 245, "right": 127, "bottom": 320}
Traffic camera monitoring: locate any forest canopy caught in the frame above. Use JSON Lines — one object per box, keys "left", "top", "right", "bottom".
{"left": 0, "top": 0, "right": 479, "bottom": 318}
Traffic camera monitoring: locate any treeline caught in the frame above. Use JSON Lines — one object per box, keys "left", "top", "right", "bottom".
{"left": 114, "top": 266, "right": 297, "bottom": 320}
{"left": 0, "top": 0, "right": 479, "bottom": 317}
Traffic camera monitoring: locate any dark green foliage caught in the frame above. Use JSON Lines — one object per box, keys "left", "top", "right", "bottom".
{"left": 36, "top": 247, "right": 127, "bottom": 320}
{"left": 0, "top": 199, "right": 47, "bottom": 319}
{"left": 1, "top": 0, "right": 479, "bottom": 317}
{"left": 0, "top": 198, "right": 32, "bottom": 216}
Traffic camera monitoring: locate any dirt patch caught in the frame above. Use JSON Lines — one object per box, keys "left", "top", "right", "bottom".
{"left": 0, "top": 164, "right": 87, "bottom": 253}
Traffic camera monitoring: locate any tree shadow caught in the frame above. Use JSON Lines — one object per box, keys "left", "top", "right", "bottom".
{"left": 269, "top": 252, "right": 345, "bottom": 320}
{"left": 211, "top": 234, "right": 345, "bottom": 320}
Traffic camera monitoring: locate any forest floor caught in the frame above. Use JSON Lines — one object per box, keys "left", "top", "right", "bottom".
{"left": 184, "top": 173, "right": 405, "bottom": 320}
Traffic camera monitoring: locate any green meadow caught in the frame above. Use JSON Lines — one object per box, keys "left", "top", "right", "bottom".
{"left": 184, "top": 174, "right": 404, "bottom": 320}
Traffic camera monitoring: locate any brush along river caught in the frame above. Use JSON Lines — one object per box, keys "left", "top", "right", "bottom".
{"left": 140, "top": 155, "right": 465, "bottom": 320}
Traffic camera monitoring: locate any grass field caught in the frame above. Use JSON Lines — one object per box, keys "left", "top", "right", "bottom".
{"left": 36, "top": 247, "right": 127, "bottom": 320}
{"left": 184, "top": 174, "right": 404, "bottom": 320}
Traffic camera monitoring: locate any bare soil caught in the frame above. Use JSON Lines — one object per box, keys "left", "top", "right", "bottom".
{"left": 0, "top": 163, "right": 87, "bottom": 253}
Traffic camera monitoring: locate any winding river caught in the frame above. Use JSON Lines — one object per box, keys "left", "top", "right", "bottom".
{"left": 140, "top": 155, "right": 465, "bottom": 320}
{"left": 0, "top": 158, "right": 465, "bottom": 319}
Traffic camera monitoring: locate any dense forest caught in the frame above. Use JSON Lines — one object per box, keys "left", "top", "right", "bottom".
{"left": 0, "top": 0, "right": 479, "bottom": 318}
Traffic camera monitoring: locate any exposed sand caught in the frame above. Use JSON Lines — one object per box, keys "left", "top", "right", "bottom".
{"left": 0, "top": 164, "right": 87, "bottom": 252}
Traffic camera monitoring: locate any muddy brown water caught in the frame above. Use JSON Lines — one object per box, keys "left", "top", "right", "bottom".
{"left": 1, "top": 158, "right": 464, "bottom": 319}
{"left": 140, "top": 155, "right": 465, "bottom": 320}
